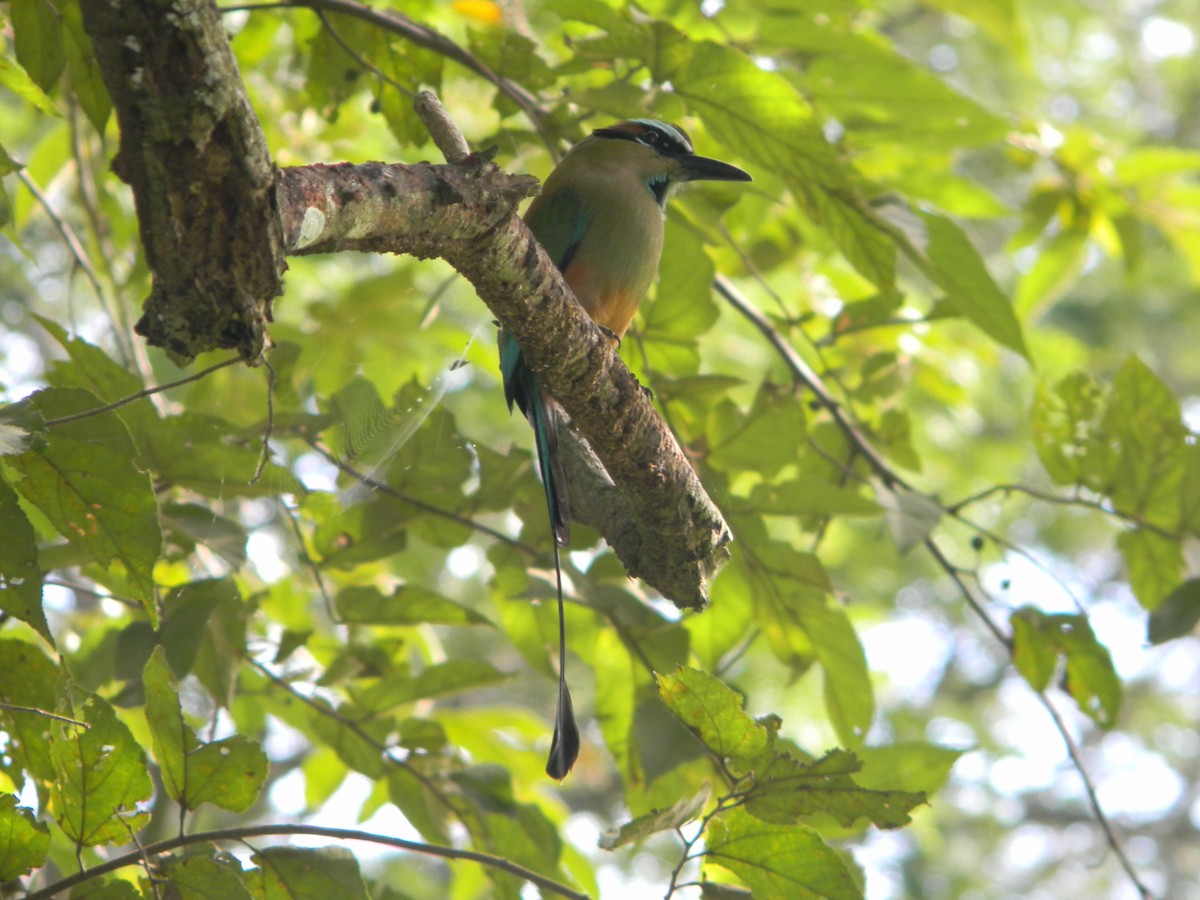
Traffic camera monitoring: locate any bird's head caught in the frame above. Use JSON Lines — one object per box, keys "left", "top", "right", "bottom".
{"left": 587, "top": 119, "right": 751, "bottom": 206}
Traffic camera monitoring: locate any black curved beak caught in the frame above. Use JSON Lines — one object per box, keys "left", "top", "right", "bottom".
{"left": 682, "top": 154, "right": 752, "bottom": 183}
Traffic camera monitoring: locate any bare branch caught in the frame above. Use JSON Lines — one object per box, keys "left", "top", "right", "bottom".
{"left": 25, "top": 823, "right": 589, "bottom": 900}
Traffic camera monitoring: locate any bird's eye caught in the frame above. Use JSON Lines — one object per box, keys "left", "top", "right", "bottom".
{"left": 642, "top": 131, "right": 660, "bottom": 145}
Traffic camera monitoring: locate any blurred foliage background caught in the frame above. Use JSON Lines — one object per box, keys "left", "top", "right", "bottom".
{"left": 2, "top": 0, "right": 1199, "bottom": 897}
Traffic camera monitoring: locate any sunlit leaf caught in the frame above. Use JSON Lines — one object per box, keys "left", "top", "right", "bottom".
{"left": 675, "top": 41, "right": 895, "bottom": 288}
{"left": 657, "top": 667, "right": 769, "bottom": 762}
{"left": 1008, "top": 608, "right": 1121, "bottom": 728}
{"left": 705, "top": 807, "right": 861, "bottom": 899}
{"left": 143, "top": 648, "right": 268, "bottom": 812}
{"left": 745, "top": 749, "right": 924, "bottom": 829}
{"left": 0, "top": 48, "right": 59, "bottom": 116}
{"left": 921, "top": 211, "right": 1028, "bottom": 358}
{"left": 795, "top": 599, "right": 873, "bottom": 748}
{"left": 49, "top": 690, "right": 152, "bottom": 846}
{"left": 1118, "top": 528, "right": 1183, "bottom": 611}
{"left": 1011, "top": 607, "right": 1058, "bottom": 691}
{"left": 7, "top": 388, "right": 161, "bottom": 624}
{"left": 352, "top": 659, "right": 509, "bottom": 713}
{"left": 601, "top": 782, "right": 711, "bottom": 849}
{"left": 0, "top": 794, "right": 49, "bottom": 880}
{"left": 0, "top": 640, "right": 59, "bottom": 789}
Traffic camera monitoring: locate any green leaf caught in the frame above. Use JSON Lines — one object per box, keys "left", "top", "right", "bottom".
{"left": 0, "top": 640, "right": 60, "bottom": 787}
{"left": 160, "top": 580, "right": 248, "bottom": 708}
{"left": 657, "top": 667, "right": 769, "bottom": 762}
{"left": 62, "top": 1, "right": 111, "bottom": 132}
{"left": 920, "top": 211, "right": 1028, "bottom": 358}
{"left": 1057, "top": 619, "right": 1122, "bottom": 729}
{"left": 143, "top": 648, "right": 268, "bottom": 812}
{"left": 144, "top": 411, "right": 304, "bottom": 500}
{"left": 49, "top": 689, "right": 152, "bottom": 846}
{"left": 643, "top": 219, "right": 719, "bottom": 346}
{"left": 0, "top": 48, "right": 59, "bottom": 115}
{"left": 162, "top": 503, "right": 249, "bottom": 569}
{"left": 708, "top": 382, "right": 807, "bottom": 480}
{"left": 1011, "top": 607, "right": 1058, "bottom": 691}
{"left": 249, "top": 846, "right": 370, "bottom": 900}
{"left": 387, "top": 765, "right": 451, "bottom": 844}
{"left": 855, "top": 743, "right": 964, "bottom": 795}
{"left": 309, "top": 700, "right": 392, "bottom": 780}
{"left": 1105, "top": 357, "right": 1188, "bottom": 529}
{"left": 1031, "top": 372, "right": 1107, "bottom": 487}
{"left": 0, "top": 793, "right": 50, "bottom": 880}
{"left": 795, "top": 599, "right": 873, "bottom": 748}
{"left": 745, "top": 479, "right": 881, "bottom": 518}
{"left": 336, "top": 584, "right": 491, "bottom": 626}
{"left": 0, "top": 475, "right": 49, "bottom": 641}
{"left": 600, "top": 782, "right": 712, "bottom": 849}
{"left": 352, "top": 659, "right": 509, "bottom": 713}
{"left": 7, "top": 387, "right": 161, "bottom": 624}
{"left": 675, "top": 41, "right": 895, "bottom": 289}
{"left": 705, "top": 807, "right": 861, "bottom": 899}
{"left": 745, "top": 749, "right": 925, "bottom": 829}
{"left": 1118, "top": 529, "right": 1183, "bottom": 611}
{"left": 1147, "top": 578, "right": 1200, "bottom": 645}
{"left": 162, "top": 852, "right": 255, "bottom": 900}
{"left": 11, "top": 0, "right": 67, "bottom": 92}
{"left": 1008, "top": 608, "right": 1121, "bottom": 728}
{"left": 1013, "top": 226, "right": 1089, "bottom": 317}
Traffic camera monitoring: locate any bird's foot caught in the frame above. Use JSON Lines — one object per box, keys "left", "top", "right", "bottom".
{"left": 598, "top": 325, "right": 621, "bottom": 348}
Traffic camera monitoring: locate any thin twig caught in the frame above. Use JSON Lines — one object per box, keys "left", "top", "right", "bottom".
{"left": 308, "top": 440, "right": 539, "bottom": 554}
{"left": 721, "top": 274, "right": 1151, "bottom": 896}
{"left": 950, "top": 482, "right": 1180, "bottom": 542}
{"left": 26, "top": 823, "right": 589, "bottom": 900}
{"left": 311, "top": 7, "right": 414, "bottom": 98}
{"left": 247, "top": 659, "right": 462, "bottom": 824}
{"left": 43, "top": 357, "right": 243, "bottom": 428}
{"left": 0, "top": 704, "right": 89, "bottom": 728}
{"left": 716, "top": 275, "right": 909, "bottom": 490}
{"left": 926, "top": 535, "right": 1153, "bottom": 898}
{"left": 220, "top": 0, "right": 557, "bottom": 153}
{"left": 275, "top": 498, "right": 337, "bottom": 620}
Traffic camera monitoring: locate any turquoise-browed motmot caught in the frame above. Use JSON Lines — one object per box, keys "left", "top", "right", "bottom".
{"left": 499, "top": 119, "right": 751, "bottom": 779}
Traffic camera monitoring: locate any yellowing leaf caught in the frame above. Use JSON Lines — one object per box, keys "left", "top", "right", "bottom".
{"left": 657, "top": 667, "right": 769, "bottom": 761}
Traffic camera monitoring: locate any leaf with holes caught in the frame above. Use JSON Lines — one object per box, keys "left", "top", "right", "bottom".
{"left": 6, "top": 387, "right": 161, "bottom": 625}
{"left": 0, "top": 793, "right": 49, "bottom": 880}
{"left": 48, "top": 690, "right": 151, "bottom": 846}
{"left": 745, "top": 749, "right": 924, "bottom": 829}
{"left": 143, "top": 648, "right": 267, "bottom": 812}
{"left": 601, "top": 782, "right": 712, "bottom": 849}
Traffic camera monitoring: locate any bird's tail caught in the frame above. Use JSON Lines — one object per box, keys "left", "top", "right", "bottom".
{"left": 530, "top": 386, "right": 571, "bottom": 548}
